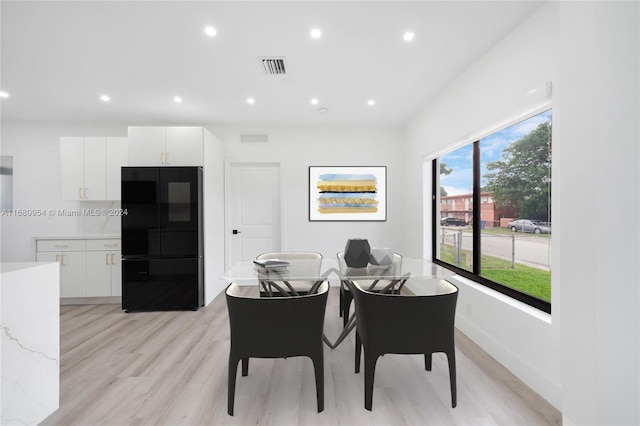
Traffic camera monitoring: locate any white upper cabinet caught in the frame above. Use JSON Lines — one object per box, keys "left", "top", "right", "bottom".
{"left": 127, "top": 127, "right": 166, "bottom": 166}
{"left": 128, "top": 126, "right": 204, "bottom": 167}
{"left": 60, "top": 137, "right": 106, "bottom": 200}
{"left": 83, "top": 137, "right": 107, "bottom": 200}
{"left": 60, "top": 136, "right": 128, "bottom": 201}
{"left": 165, "top": 127, "right": 204, "bottom": 166}
{"left": 60, "top": 137, "right": 85, "bottom": 200}
{"left": 105, "top": 137, "right": 128, "bottom": 200}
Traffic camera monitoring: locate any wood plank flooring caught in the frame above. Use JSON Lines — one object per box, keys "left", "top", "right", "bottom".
{"left": 42, "top": 287, "right": 561, "bottom": 425}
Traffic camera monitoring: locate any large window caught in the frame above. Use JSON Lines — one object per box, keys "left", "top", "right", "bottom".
{"left": 434, "top": 110, "right": 552, "bottom": 312}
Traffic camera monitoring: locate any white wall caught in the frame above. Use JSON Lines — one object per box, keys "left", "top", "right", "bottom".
{"left": 406, "top": 1, "right": 640, "bottom": 423}
{"left": 202, "top": 130, "right": 226, "bottom": 303}
{"left": 405, "top": 1, "right": 561, "bottom": 408}
{"left": 556, "top": 2, "right": 639, "bottom": 425}
{"left": 208, "top": 124, "right": 405, "bottom": 260}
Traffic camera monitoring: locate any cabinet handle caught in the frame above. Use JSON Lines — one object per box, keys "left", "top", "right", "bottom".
{"left": 84, "top": 188, "right": 88, "bottom": 199}
{"left": 104, "top": 243, "right": 118, "bottom": 247}
{"left": 79, "top": 187, "right": 83, "bottom": 199}
{"left": 165, "top": 152, "right": 170, "bottom": 165}
{"left": 111, "top": 253, "right": 115, "bottom": 265}
{"left": 54, "top": 244, "right": 69, "bottom": 248}
{"left": 55, "top": 254, "right": 60, "bottom": 263}
{"left": 60, "top": 254, "right": 66, "bottom": 266}
{"left": 160, "top": 152, "right": 165, "bottom": 165}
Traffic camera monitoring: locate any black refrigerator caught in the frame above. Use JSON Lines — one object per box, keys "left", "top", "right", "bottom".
{"left": 121, "top": 167, "right": 204, "bottom": 312}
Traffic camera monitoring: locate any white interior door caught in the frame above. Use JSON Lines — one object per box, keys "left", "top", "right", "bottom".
{"left": 226, "top": 163, "right": 281, "bottom": 267}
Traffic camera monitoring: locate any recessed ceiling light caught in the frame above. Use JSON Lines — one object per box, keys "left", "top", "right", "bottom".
{"left": 0, "top": 91, "right": 10, "bottom": 98}
{"left": 204, "top": 26, "right": 217, "bottom": 37}
{"left": 318, "top": 107, "right": 328, "bottom": 114}
{"left": 311, "top": 98, "right": 318, "bottom": 105}
{"left": 310, "top": 28, "right": 322, "bottom": 39}
{"left": 368, "top": 99, "right": 376, "bottom": 106}
{"left": 174, "top": 96, "right": 183, "bottom": 103}
{"left": 403, "top": 31, "right": 415, "bottom": 42}
{"left": 100, "top": 94, "right": 110, "bottom": 102}
{"left": 247, "top": 97, "right": 255, "bottom": 105}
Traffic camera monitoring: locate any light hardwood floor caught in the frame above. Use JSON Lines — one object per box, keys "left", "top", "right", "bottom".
{"left": 42, "top": 287, "right": 561, "bottom": 426}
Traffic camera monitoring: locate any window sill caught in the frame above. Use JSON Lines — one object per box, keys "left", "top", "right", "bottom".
{"left": 448, "top": 274, "right": 552, "bottom": 324}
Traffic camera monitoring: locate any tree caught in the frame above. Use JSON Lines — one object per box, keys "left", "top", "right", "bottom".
{"left": 440, "top": 162, "right": 452, "bottom": 197}
{"left": 483, "top": 122, "right": 551, "bottom": 221}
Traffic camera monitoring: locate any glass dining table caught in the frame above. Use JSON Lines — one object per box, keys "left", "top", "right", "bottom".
{"left": 220, "top": 257, "right": 454, "bottom": 348}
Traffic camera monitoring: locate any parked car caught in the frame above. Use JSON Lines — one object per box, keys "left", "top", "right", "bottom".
{"left": 507, "top": 219, "right": 551, "bottom": 234}
{"left": 440, "top": 217, "right": 467, "bottom": 226}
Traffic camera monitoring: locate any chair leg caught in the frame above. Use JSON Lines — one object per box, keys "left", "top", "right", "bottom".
{"left": 447, "top": 350, "right": 457, "bottom": 408}
{"left": 228, "top": 355, "right": 240, "bottom": 416}
{"left": 312, "top": 352, "right": 325, "bottom": 412}
{"left": 424, "top": 353, "right": 432, "bottom": 371}
{"left": 364, "top": 352, "right": 378, "bottom": 411}
{"left": 355, "top": 333, "right": 362, "bottom": 373}
{"left": 343, "top": 297, "right": 353, "bottom": 327}
{"left": 241, "top": 358, "right": 249, "bottom": 376}
{"left": 339, "top": 288, "right": 343, "bottom": 317}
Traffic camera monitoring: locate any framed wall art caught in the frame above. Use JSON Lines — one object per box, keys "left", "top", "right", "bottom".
{"left": 308, "top": 166, "right": 386, "bottom": 221}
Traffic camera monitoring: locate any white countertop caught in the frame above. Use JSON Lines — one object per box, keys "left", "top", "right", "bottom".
{"left": 1, "top": 260, "right": 60, "bottom": 424}
{"left": 33, "top": 234, "right": 120, "bottom": 240}
{"left": 1, "top": 262, "right": 55, "bottom": 274}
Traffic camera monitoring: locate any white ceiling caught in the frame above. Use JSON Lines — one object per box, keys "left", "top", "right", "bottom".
{"left": 1, "top": 1, "right": 544, "bottom": 126}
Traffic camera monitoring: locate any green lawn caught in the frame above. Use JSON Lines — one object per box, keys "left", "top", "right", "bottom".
{"left": 439, "top": 245, "right": 551, "bottom": 302}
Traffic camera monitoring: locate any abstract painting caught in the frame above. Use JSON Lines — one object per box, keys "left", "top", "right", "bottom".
{"left": 309, "top": 166, "right": 386, "bottom": 221}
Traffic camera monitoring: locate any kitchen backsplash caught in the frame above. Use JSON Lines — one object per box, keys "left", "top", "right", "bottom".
{"left": 77, "top": 200, "right": 122, "bottom": 235}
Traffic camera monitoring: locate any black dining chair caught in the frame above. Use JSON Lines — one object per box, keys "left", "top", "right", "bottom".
{"left": 337, "top": 251, "right": 405, "bottom": 327}
{"left": 225, "top": 281, "right": 329, "bottom": 415}
{"left": 346, "top": 278, "right": 459, "bottom": 411}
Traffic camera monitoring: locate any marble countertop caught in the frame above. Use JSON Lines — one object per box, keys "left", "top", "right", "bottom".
{"left": 1, "top": 262, "right": 55, "bottom": 274}
{"left": 33, "top": 234, "right": 120, "bottom": 240}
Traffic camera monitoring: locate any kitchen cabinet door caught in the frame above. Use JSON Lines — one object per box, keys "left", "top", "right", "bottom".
{"left": 86, "top": 251, "right": 113, "bottom": 297}
{"left": 106, "top": 137, "right": 128, "bottom": 200}
{"left": 37, "top": 251, "right": 86, "bottom": 297}
{"left": 165, "top": 127, "right": 203, "bottom": 166}
{"left": 83, "top": 137, "right": 107, "bottom": 200}
{"left": 86, "top": 239, "right": 122, "bottom": 297}
{"left": 111, "top": 250, "right": 122, "bottom": 297}
{"left": 60, "top": 137, "right": 107, "bottom": 200}
{"left": 60, "top": 137, "right": 85, "bottom": 200}
{"left": 128, "top": 127, "right": 166, "bottom": 166}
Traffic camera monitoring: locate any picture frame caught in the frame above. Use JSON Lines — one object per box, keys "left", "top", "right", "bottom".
{"left": 308, "top": 166, "right": 387, "bottom": 221}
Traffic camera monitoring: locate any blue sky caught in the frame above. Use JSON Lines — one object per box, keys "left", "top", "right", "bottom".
{"left": 440, "top": 109, "right": 552, "bottom": 195}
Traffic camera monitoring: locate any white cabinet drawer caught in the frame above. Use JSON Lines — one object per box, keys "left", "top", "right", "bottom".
{"left": 37, "top": 240, "right": 86, "bottom": 252}
{"left": 86, "top": 239, "right": 121, "bottom": 251}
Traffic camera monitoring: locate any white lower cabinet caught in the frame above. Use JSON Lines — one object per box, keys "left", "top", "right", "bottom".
{"left": 35, "top": 239, "right": 86, "bottom": 297}
{"left": 35, "top": 237, "right": 121, "bottom": 300}
{"left": 86, "top": 239, "right": 122, "bottom": 297}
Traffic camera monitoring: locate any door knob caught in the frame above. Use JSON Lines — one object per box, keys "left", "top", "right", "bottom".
{"left": 232, "top": 229, "right": 242, "bottom": 234}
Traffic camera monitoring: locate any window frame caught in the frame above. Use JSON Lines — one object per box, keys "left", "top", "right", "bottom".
{"left": 431, "top": 119, "right": 552, "bottom": 314}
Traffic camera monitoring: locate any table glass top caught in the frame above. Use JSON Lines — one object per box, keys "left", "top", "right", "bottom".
{"left": 220, "top": 257, "right": 453, "bottom": 283}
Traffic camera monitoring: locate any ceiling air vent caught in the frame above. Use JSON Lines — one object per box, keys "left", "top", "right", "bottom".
{"left": 240, "top": 133, "right": 269, "bottom": 143}
{"left": 259, "top": 57, "right": 287, "bottom": 76}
